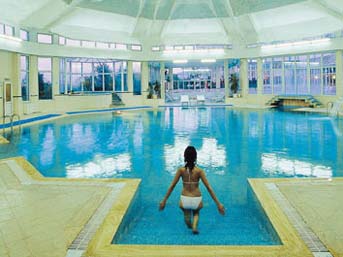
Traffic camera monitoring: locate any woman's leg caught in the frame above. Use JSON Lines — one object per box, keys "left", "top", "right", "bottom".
{"left": 192, "top": 201, "right": 203, "bottom": 234}
{"left": 179, "top": 201, "right": 192, "bottom": 228}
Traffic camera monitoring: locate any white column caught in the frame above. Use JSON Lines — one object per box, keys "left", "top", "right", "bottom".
{"left": 306, "top": 55, "right": 310, "bottom": 94}
{"left": 64, "top": 59, "right": 68, "bottom": 94}
{"left": 257, "top": 58, "right": 263, "bottom": 95}
{"left": 224, "top": 59, "right": 229, "bottom": 97}
{"left": 29, "top": 55, "right": 38, "bottom": 103}
{"left": 239, "top": 58, "right": 248, "bottom": 97}
{"left": 127, "top": 61, "right": 133, "bottom": 93}
{"left": 336, "top": 50, "right": 343, "bottom": 97}
{"left": 169, "top": 67, "right": 173, "bottom": 91}
{"left": 216, "top": 66, "right": 221, "bottom": 89}
{"left": 52, "top": 57, "right": 60, "bottom": 98}
{"left": 12, "top": 53, "right": 22, "bottom": 115}
{"left": 141, "top": 61, "right": 149, "bottom": 97}
{"left": 160, "top": 62, "right": 165, "bottom": 99}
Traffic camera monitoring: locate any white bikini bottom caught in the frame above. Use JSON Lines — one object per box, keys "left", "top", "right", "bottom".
{"left": 180, "top": 195, "right": 202, "bottom": 210}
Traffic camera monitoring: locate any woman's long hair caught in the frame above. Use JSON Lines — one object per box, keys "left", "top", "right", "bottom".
{"left": 184, "top": 146, "right": 197, "bottom": 171}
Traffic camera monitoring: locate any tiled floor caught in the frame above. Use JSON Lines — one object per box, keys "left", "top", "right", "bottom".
{"left": 1, "top": 157, "right": 342, "bottom": 257}
{"left": 0, "top": 160, "right": 112, "bottom": 257}
{"left": 277, "top": 180, "right": 343, "bottom": 257}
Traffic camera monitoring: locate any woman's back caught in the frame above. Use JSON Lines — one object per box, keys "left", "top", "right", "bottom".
{"left": 180, "top": 166, "right": 202, "bottom": 197}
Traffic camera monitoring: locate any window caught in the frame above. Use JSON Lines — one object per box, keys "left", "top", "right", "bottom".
{"left": 60, "top": 58, "right": 127, "bottom": 93}
{"left": 322, "top": 53, "right": 336, "bottom": 95}
{"left": 20, "top": 29, "right": 29, "bottom": 41}
{"left": 309, "top": 54, "right": 321, "bottom": 95}
{"left": 133, "top": 62, "right": 141, "bottom": 95}
{"left": 272, "top": 57, "right": 283, "bottom": 94}
{"left": 37, "top": 34, "right": 52, "bottom": 44}
{"left": 96, "top": 42, "right": 109, "bottom": 49}
{"left": 256, "top": 51, "right": 336, "bottom": 96}
{"left": 295, "top": 55, "right": 307, "bottom": 95}
{"left": 66, "top": 38, "right": 80, "bottom": 47}
{"left": 284, "top": 56, "right": 296, "bottom": 94}
{"left": 38, "top": 57, "right": 52, "bottom": 99}
{"left": 94, "top": 62, "right": 113, "bottom": 91}
{"left": 248, "top": 59, "right": 257, "bottom": 94}
{"left": 131, "top": 45, "right": 142, "bottom": 51}
{"left": 262, "top": 58, "right": 272, "bottom": 94}
{"left": 20, "top": 55, "right": 29, "bottom": 101}
{"left": 59, "top": 59, "right": 66, "bottom": 93}
{"left": 82, "top": 41, "right": 95, "bottom": 48}
{"left": 116, "top": 44, "right": 127, "bottom": 50}
{"left": 114, "top": 61, "right": 127, "bottom": 91}
{"left": 0, "top": 23, "right": 4, "bottom": 34}
{"left": 59, "top": 36, "right": 66, "bottom": 45}
{"left": 4, "top": 25, "right": 14, "bottom": 36}
{"left": 82, "top": 62, "right": 93, "bottom": 92}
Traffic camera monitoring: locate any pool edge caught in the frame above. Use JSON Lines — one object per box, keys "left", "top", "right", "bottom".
{"left": 85, "top": 178, "right": 313, "bottom": 257}
{"left": 0, "top": 156, "right": 323, "bottom": 257}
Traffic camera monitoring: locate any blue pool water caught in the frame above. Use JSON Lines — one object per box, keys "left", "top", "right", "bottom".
{"left": 1, "top": 107, "right": 342, "bottom": 245}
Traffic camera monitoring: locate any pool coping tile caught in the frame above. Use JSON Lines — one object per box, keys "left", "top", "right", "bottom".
{"left": 84, "top": 178, "right": 314, "bottom": 257}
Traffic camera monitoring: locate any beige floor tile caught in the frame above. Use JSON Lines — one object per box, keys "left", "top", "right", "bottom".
{"left": 278, "top": 181, "right": 343, "bottom": 256}
{"left": 0, "top": 161, "right": 114, "bottom": 257}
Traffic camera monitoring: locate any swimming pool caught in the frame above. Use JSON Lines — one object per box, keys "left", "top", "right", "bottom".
{"left": 1, "top": 107, "right": 342, "bottom": 245}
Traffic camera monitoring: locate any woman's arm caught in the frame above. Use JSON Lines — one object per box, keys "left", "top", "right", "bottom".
{"left": 199, "top": 169, "right": 225, "bottom": 215}
{"left": 159, "top": 168, "right": 182, "bottom": 211}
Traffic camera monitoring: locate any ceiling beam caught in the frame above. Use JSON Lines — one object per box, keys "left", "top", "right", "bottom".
{"left": 222, "top": 0, "right": 251, "bottom": 44}
{"left": 41, "top": 0, "right": 84, "bottom": 30}
{"left": 131, "top": 0, "right": 146, "bottom": 35}
{"left": 159, "top": 0, "right": 178, "bottom": 38}
{"left": 153, "top": 0, "right": 162, "bottom": 20}
{"left": 311, "top": 0, "right": 343, "bottom": 21}
{"left": 208, "top": 0, "right": 231, "bottom": 41}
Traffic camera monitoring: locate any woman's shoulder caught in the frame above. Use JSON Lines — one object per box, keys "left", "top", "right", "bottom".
{"left": 194, "top": 166, "right": 205, "bottom": 173}
{"left": 177, "top": 167, "right": 186, "bottom": 173}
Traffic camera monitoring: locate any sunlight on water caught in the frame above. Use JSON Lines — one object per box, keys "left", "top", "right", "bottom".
{"left": 261, "top": 153, "right": 332, "bottom": 178}
{"left": 66, "top": 153, "right": 132, "bottom": 178}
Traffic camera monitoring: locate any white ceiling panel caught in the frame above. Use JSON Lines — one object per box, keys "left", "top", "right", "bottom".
{"left": 55, "top": 8, "right": 137, "bottom": 33}
{"left": 251, "top": 2, "right": 327, "bottom": 31}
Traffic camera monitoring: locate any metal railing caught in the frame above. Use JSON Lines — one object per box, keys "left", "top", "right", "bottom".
{"left": 2, "top": 113, "right": 21, "bottom": 137}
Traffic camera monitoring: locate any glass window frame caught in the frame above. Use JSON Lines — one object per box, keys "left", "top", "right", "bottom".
{"left": 38, "top": 57, "right": 53, "bottom": 100}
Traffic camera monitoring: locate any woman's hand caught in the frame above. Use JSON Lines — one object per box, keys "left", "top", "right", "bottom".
{"left": 159, "top": 200, "right": 166, "bottom": 211}
{"left": 217, "top": 203, "right": 225, "bottom": 215}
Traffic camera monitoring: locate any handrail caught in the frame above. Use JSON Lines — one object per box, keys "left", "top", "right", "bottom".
{"left": 327, "top": 102, "right": 334, "bottom": 114}
{"left": 2, "top": 113, "right": 21, "bottom": 137}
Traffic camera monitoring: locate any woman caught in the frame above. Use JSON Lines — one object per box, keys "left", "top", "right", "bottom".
{"left": 159, "top": 146, "right": 225, "bottom": 234}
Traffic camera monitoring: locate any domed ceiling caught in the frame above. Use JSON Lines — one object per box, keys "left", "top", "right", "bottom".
{"left": 1, "top": 0, "right": 343, "bottom": 47}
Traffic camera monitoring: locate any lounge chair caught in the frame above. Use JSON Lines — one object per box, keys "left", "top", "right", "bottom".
{"left": 180, "top": 95, "right": 190, "bottom": 106}
{"left": 197, "top": 95, "right": 205, "bottom": 105}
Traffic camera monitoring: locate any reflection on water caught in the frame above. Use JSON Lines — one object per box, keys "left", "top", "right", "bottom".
{"left": 0, "top": 108, "right": 341, "bottom": 180}
{"left": 197, "top": 138, "right": 226, "bottom": 175}
{"left": 66, "top": 153, "right": 131, "bottom": 178}
{"left": 1, "top": 107, "right": 342, "bottom": 245}
{"left": 262, "top": 153, "right": 332, "bottom": 178}
{"left": 40, "top": 126, "right": 55, "bottom": 166}
{"left": 164, "top": 137, "right": 190, "bottom": 174}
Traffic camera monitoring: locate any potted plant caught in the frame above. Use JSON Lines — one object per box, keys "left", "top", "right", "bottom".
{"left": 147, "top": 82, "right": 154, "bottom": 99}
{"left": 154, "top": 81, "right": 161, "bottom": 99}
{"left": 229, "top": 73, "right": 239, "bottom": 97}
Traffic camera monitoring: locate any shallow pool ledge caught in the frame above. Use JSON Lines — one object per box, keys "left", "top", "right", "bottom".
{"left": 85, "top": 178, "right": 312, "bottom": 257}
{"left": 0, "top": 156, "right": 314, "bottom": 257}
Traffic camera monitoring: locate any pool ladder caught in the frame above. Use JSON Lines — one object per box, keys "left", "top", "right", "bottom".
{"left": 2, "top": 114, "right": 21, "bottom": 136}
{"left": 327, "top": 97, "right": 343, "bottom": 117}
